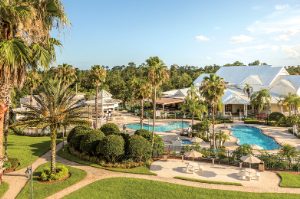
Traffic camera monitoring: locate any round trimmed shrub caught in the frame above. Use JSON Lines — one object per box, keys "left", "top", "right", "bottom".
{"left": 70, "top": 130, "right": 88, "bottom": 151}
{"left": 269, "top": 112, "right": 285, "bottom": 122}
{"left": 100, "top": 123, "right": 120, "bottom": 135}
{"left": 97, "top": 135, "right": 124, "bottom": 163}
{"left": 128, "top": 135, "right": 151, "bottom": 162}
{"left": 67, "top": 126, "right": 91, "bottom": 143}
{"left": 40, "top": 165, "right": 69, "bottom": 182}
{"left": 80, "top": 130, "right": 105, "bottom": 155}
{"left": 134, "top": 129, "right": 164, "bottom": 157}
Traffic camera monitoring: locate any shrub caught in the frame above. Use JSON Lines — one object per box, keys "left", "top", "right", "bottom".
{"left": 69, "top": 130, "right": 88, "bottom": 151}
{"left": 128, "top": 135, "right": 151, "bottom": 162}
{"left": 100, "top": 123, "right": 120, "bottom": 135}
{"left": 40, "top": 165, "right": 69, "bottom": 181}
{"left": 97, "top": 135, "right": 124, "bottom": 162}
{"left": 80, "top": 130, "right": 105, "bottom": 155}
{"left": 68, "top": 126, "right": 91, "bottom": 143}
{"left": 134, "top": 129, "right": 164, "bottom": 157}
{"left": 120, "top": 133, "right": 131, "bottom": 156}
{"left": 244, "top": 118, "right": 265, "bottom": 125}
{"left": 269, "top": 112, "right": 285, "bottom": 122}
{"left": 233, "top": 144, "right": 252, "bottom": 159}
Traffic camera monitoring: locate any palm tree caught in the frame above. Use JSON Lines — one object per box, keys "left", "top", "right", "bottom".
{"left": 283, "top": 93, "right": 296, "bottom": 116}
{"left": 90, "top": 65, "right": 106, "bottom": 129}
{"left": 250, "top": 89, "right": 271, "bottom": 114}
{"left": 216, "top": 131, "right": 230, "bottom": 148}
{"left": 200, "top": 74, "right": 226, "bottom": 149}
{"left": 26, "top": 70, "right": 42, "bottom": 106}
{"left": 243, "top": 83, "right": 253, "bottom": 99}
{"left": 14, "top": 79, "right": 89, "bottom": 173}
{"left": 279, "top": 144, "right": 298, "bottom": 168}
{"left": 0, "top": 0, "right": 67, "bottom": 179}
{"left": 147, "top": 57, "right": 169, "bottom": 147}
{"left": 181, "top": 85, "right": 207, "bottom": 126}
{"left": 54, "top": 64, "right": 77, "bottom": 88}
{"left": 131, "top": 78, "right": 152, "bottom": 129}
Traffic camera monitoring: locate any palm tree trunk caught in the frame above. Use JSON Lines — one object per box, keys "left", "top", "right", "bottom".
{"left": 192, "top": 113, "right": 194, "bottom": 127}
{"left": 212, "top": 105, "right": 216, "bottom": 150}
{"left": 140, "top": 98, "right": 144, "bottom": 129}
{"left": 152, "top": 87, "right": 157, "bottom": 147}
{"left": 50, "top": 127, "right": 57, "bottom": 174}
{"left": 4, "top": 110, "right": 9, "bottom": 157}
{"left": 63, "top": 126, "right": 66, "bottom": 151}
{"left": 100, "top": 89, "right": 104, "bottom": 126}
{"left": 95, "top": 85, "right": 99, "bottom": 129}
{"left": 30, "top": 89, "right": 33, "bottom": 106}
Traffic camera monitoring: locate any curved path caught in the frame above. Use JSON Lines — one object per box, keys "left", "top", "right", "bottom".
{"left": 3, "top": 142, "right": 300, "bottom": 199}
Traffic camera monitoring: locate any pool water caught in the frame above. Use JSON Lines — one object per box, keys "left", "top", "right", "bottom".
{"left": 232, "top": 125, "right": 280, "bottom": 150}
{"left": 181, "top": 139, "right": 192, "bottom": 145}
{"left": 126, "top": 121, "right": 189, "bottom": 132}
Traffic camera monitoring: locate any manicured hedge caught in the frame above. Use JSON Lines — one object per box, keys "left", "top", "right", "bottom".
{"left": 128, "top": 135, "right": 151, "bottom": 162}
{"left": 80, "top": 130, "right": 105, "bottom": 155}
{"left": 97, "top": 135, "right": 125, "bottom": 162}
{"left": 100, "top": 123, "right": 121, "bottom": 135}
{"left": 40, "top": 165, "right": 69, "bottom": 182}
{"left": 68, "top": 126, "right": 91, "bottom": 143}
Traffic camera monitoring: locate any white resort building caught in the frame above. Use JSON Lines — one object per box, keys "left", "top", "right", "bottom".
{"left": 164, "top": 65, "right": 300, "bottom": 117}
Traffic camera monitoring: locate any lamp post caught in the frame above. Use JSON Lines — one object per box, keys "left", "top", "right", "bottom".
{"left": 25, "top": 166, "right": 33, "bottom": 199}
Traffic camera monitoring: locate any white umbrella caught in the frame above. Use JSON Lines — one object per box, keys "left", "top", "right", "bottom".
{"left": 251, "top": 145, "right": 263, "bottom": 150}
{"left": 240, "top": 154, "right": 261, "bottom": 169}
{"left": 191, "top": 137, "right": 203, "bottom": 143}
{"left": 184, "top": 150, "right": 203, "bottom": 159}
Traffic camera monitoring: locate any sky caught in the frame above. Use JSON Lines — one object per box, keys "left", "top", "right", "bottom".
{"left": 55, "top": 0, "right": 300, "bottom": 69}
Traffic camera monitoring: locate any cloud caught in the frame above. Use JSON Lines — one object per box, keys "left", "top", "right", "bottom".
{"left": 230, "top": 35, "right": 254, "bottom": 44}
{"left": 275, "top": 4, "right": 289, "bottom": 11}
{"left": 281, "top": 45, "right": 300, "bottom": 58}
{"left": 195, "top": 35, "right": 210, "bottom": 42}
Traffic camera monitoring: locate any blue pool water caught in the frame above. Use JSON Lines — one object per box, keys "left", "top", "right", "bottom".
{"left": 126, "top": 121, "right": 190, "bottom": 132}
{"left": 181, "top": 139, "right": 192, "bottom": 145}
{"left": 232, "top": 125, "right": 280, "bottom": 150}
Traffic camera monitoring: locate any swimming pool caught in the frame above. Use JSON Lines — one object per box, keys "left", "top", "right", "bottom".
{"left": 181, "top": 139, "right": 192, "bottom": 145}
{"left": 231, "top": 125, "right": 280, "bottom": 150}
{"left": 126, "top": 121, "right": 190, "bottom": 132}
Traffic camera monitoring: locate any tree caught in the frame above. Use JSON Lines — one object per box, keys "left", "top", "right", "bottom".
{"left": 131, "top": 78, "right": 152, "bottom": 129}
{"left": 0, "top": 0, "right": 67, "bottom": 180}
{"left": 14, "top": 79, "right": 89, "bottom": 174}
{"left": 54, "top": 64, "right": 77, "bottom": 89}
{"left": 181, "top": 85, "right": 207, "bottom": 126}
{"left": 216, "top": 131, "right": 230, "bottom": 148}
{"left": 224, "top": 61, "right": 244, "bottom": 66}
{"left": 90, "top": 65, "right": 106, "bottom": 129}
{"left": 243, "top": 83, "right": 253, "bottom": 99}
{"left": 279, "top": 144, "right": 298, "bottom": 168}
{"left": 200, "top": 74, "right": 226, "bottom": 149}
{"left": 147, "top": 57, "right": 169, "bottom": 147}
{"left": 250, "top": 89, "right": 271, "bottom": 114}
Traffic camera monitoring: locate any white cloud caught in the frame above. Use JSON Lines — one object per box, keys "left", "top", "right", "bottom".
{"left": 275, "top": 4, "right": 289, "bottom": 11}
{"left": 195, "top": 35, "right": 210, "bottom": 42}
{"left": 281, "top": 45, "right": 300, "bottom": 58}
{"left": 230, "top": 35, "right": 254, "bottom": 44}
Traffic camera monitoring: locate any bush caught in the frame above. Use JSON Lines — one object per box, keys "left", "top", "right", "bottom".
{"left": 69, "top": 130, "right": 88, "bottom": 151}
{"left": 68, "top": 126, "right": 91, "bottom": 143}
{"left": 244, "top": 118, "right": 265, "bottom": 125}
{"left": 269, "top": 112, "right": 285, "bottom": 122}
{"left": 80, "top": 130, "right": 105, "bottom": 155}
{"left": 120, "top": 133, "right": 131, "bottom": 156}
{"left": 100, "top": 123, "right": 120, "bottom": 135}
{"left": 40, "top": 165, "right": 69, "bottom": 182}
{"left": 128, "top": 135, "right": 151, "bottom": 162}
{"left": 97, "top": 135, "right": 124, "bottom": 162}
{"left": 134, "top": 129, "right": 164, "bottom": 157}
{"left": 233, "top": 144, "right": 252, "bottom": 159}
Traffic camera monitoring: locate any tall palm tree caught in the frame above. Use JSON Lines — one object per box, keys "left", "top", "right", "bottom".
{"left": 279, "top": 144, "right": 299, "bottom": 168}
{"left": 250, "top": 89, "right": 271, "bottom": 114}
{"left": 14, "top": 78, "right": 89, "bottom": 174}
{"left": 243, "top": 83, "right": 253, "bottom": 99}
{"left": 90, "top": 65, "right": 106, "bottom": 129}
{"left": 181, "top": 85, "right": 207, "bottom": 126}
{"left": 0, "top": 0, "right": 67, "bottom": 179}
{"left": 147, "top": 57, "right": 169, "bottom": 147}
{"left": 131, "top": 78, "right": 152, "bottom": 129}
{"left": 216, "top": 131, "right": 230, "bottom": 148}
{"left": 200, "top": 74, "right": 226, "bottom": 149}
{"left": 26, "top": 70, "right": 42, "bottom": 106}
{"left": 54, "top": 64, "right": 77, "bottom": 88}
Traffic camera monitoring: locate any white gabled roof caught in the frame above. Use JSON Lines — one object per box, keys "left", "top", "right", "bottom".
{"left": 222, "top": 88, "right": 249, "bottom": 105}
{"left": 193, "top": 73, "right": 210, "bottom": 86}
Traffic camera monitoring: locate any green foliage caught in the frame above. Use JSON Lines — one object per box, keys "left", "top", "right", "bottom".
{"left": 4, "top": 158, "right": 20, "bottom": 170}
{"left": 40, "top": 165, "right": 69, "bottom": 182}
{"left": 70, "top": 131, "right": 87, "bottom": 151}
{"left": 100, "top": 123, "right": 121, "bottom": 135}
{"left": 128, "top": 135, "right": 151, "bottom": 162}
{"left": 68, "top": 126, "right": 91, "bottom": 143}
{"left": 244, "top": 118, "right": 265, "bottom": 125}
{"left": 233, "top": 144, "right": 252, "bottom": 159}
{"left": 278, "top": 172, "right": 300, "bottom": 188}
{"left": 80, "top": 130, "right": 105, "bottom": 155}
{"left": 97, "top": 135, "right": 125, "bottom": 163}
{"left": 269, "top": 112, "right": 286, "bottom": 121}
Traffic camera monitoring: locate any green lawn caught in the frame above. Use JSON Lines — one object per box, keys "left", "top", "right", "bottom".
{"left": 0, "top": 182, "right": 9, "bottom": 198}
{"left": 7, "top": 135, "right": 56, "bottom": 169}
{"left": 278, "top": 172, "right": 300, "bottom": 188}
{"left": 63, "top": 178, "right": 300, "bottom": 199}
{"left": 17, "top": 163, "right": 86, "bottom": 199}
{"left": 174, "top": 176, "right": 242, "bottom": 186}
{"left": 57, "top": 147, "right": 156, "bottom": 175}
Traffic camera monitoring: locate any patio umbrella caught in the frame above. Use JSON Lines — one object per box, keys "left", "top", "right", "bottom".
{"left": 251, "top": 145, "right": 263, "bottom": 150}
{"left": 240, "top": 155, "right": 261, "bottom": 169}
{"left": 191, "top": 137, "right": 203, "bottom": 143}
{"left": 184, "top": 150, "right": 202, "bottom": 161}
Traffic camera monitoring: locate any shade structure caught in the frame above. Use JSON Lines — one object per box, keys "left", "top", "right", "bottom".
{"left": 191, "top": 137, "right": 203, "bottom": 143}
{"left": 240, "top": 155, "right": 261, "bottom": 164}
{"left": 184, "top": 150, "right": 203, "bottom": 158}
{"left": 251, "top": 145, "right": 263, "bottom": 150}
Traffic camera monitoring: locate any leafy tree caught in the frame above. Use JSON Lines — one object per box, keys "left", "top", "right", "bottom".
{"left": 90, "top": 65, "right": 106, "bottom": 128}
{"left": 200, "top": 74, "right": 226, "bottom": 149}
{"left": 224, "top": 61, "right": 244, "bottom": 66}
{"left": 250, "top": 89, "right": 271, "bottom": 114}
{"left": 98, "top": 135, "right": 125, "bottom": 163}
{"left": 280, "top": 144, "right": 298, "bottom": 168}
{"left": 243, "top": 83, "right": 253, "bottom": 99}
{"left": 147, "top": 57, "right": 169, "bottom": 147}
{"left": 14, "top": 78, "right": 89, "bottom": 174}
{"left": 128, "top": 135, "right": 151, "bottom": 162}
{"left": 233, "top": 144, "right": 253, "bottom": 159}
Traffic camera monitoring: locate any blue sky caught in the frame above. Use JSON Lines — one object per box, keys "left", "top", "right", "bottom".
{"left": 55, "top": 0, "right": 300, "bottom": 69}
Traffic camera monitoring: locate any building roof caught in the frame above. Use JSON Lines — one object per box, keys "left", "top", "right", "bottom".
{"left": 155, "top": 98, "right": 184, "bottom": 105}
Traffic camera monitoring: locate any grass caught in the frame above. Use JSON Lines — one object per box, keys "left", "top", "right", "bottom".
{"left": 7, "top": 134, "right": 61, "bottom": 169}
{"left": 63, "top": 177, "right": 300, "bottom": 199}
{"left": 57, "top": 146, "right": 156, "bottom": 175}
{"left": 17, "top": 162, "right": 87, "bottom": 199}
{"left": 174, "top": 176, "right": 242, "bottom": 186}
{"left": 0, "top": 182, "right": 9, "bottom": 198}
{"left": 278, "top": 172, "right": 300, "bottom": 188}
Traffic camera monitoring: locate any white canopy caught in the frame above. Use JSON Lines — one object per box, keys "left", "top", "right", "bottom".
{"left": 240, "top": 155, "right": 261, "bottom": 164}
{"left": 184, "top": 150, "right": 203, "bottom": 158}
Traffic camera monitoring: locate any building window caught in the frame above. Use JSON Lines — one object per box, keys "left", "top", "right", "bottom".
{"left": 225, "top": 104, "right": 232, "bottom": 112}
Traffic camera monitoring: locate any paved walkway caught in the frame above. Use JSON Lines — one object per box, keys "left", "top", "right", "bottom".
{"left": 3, "top": 141, "right": 300, "bottom": 199}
